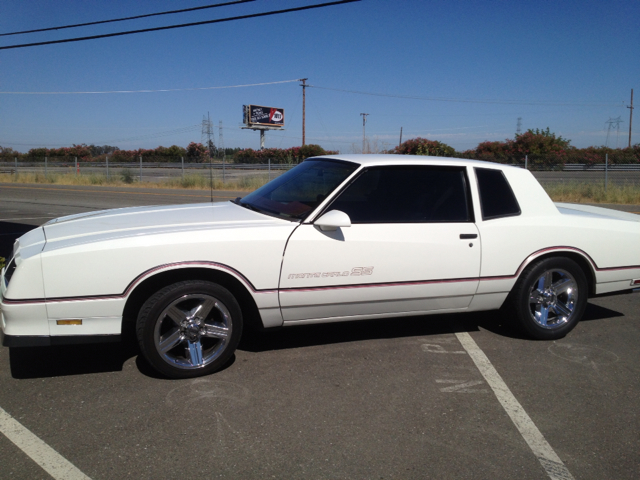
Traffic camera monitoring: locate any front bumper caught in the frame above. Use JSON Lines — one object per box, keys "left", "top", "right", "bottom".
{"left": 1, "top": 330, "right": 121, "bottom": 347}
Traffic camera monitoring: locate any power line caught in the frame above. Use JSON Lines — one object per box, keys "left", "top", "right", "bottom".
{"left": 99, "top": 124, "right": 202, "bottom": 144}
{"left": 0, "top": 79, "right": 302, "bottom": 95}
{"left": 1, "top": 122, "right": 260, "bottom": 148}
{"left": 308, "top": 84, "right": 626, "bottom": 108}
{"left": 0, "top": 124, "right": 202, "bottom": 148}
{"left": 0, "top": 0, "right": 361, "bottom": 50}
{"left": 0, "top": 124, "right": 201, "bottom": 148}
{"left": 0, "top": 1, "right": 258, "bottom": 37}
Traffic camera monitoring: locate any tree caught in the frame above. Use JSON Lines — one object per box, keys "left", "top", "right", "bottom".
{"left": 164, "top": 145, "right": 187, "bottom": 158}
{"left": 512, "top": 128, "right": 571, "bottom": 156}
{"left": 233, "top": 145, "right": 337, "bottom": 164}
{"left": 509, "top": 128, "right": 573, "bottom": 167}
{"left": 0, "top": 146, "right": 20, "bottom": 159}
{"left": 186, "top": 142, "right": 208, "bottom": 161}
{"left": 469, "top": 140, "right": 510, "bottom": 162}
{"left": 393, "top": 137, "right": 456, "bottom": 157}
{"left": 87, "top": 144, "right": 119, "bottom": 156}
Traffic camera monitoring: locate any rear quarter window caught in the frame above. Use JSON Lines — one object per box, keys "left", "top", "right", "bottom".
{"left": 475, "top": 168, "right": 521, "bottom": 220}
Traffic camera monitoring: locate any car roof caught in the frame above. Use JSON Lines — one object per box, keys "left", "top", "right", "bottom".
{"left": 313, "top": 154, "right": 520, "bottom": 170}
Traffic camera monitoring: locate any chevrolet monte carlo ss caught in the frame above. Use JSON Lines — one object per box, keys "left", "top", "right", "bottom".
{"left": 2, "top": 155, "right": 639, "bottom": 378}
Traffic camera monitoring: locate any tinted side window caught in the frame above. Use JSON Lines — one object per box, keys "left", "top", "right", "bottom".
{"left": 328, "top": 166, "right": 473, "bottom": 223}
{"left": 241, "top": 159, "right": 358, "bottom": 220}
{"left": 475, "top": 168, "right": 521, "bottom": 220}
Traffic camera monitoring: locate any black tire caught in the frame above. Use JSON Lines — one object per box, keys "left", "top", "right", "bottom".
{"left": 510, "top": 257, "right": 588, "bottom": 340}
{"left": 136, "top": 280, "right": 242, "bottom": 379}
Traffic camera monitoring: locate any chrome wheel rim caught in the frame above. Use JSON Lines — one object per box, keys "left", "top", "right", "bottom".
{"left": 153, "top": 293, "right": 232, "bottom": 370}
{"left": 528, "top": 268, "right": 578, "bottom": 329}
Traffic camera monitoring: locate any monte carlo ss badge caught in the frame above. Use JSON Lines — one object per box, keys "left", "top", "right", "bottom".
{"left": 288, "top": 267, "right": 374, "bottom": 280}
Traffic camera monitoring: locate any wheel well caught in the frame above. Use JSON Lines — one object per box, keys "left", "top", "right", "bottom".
{"left": 121, "top": 268, "right": 264, "bottom": 339}
{"left": 525, "top": 251, "right": 596, "bottom": 297}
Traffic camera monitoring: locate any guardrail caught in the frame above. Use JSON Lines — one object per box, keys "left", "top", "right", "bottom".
{"left": 562, "top": 164, "right": 640, "bottom": 171}
{"left": 2, "top": 160, "right": 639, "bottom": 186}
{"left": 0, "top": 161, "right": 295, "bottom": 170}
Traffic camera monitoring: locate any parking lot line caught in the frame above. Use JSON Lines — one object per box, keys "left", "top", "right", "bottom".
{"left": 0, "top": 216, "right": 55, "bottom": 222}
{"left": 0, "top": 406, "right": 91, "bottom": 480}
{"left": 455, "top": 332, "right": 575, "bottom": 480}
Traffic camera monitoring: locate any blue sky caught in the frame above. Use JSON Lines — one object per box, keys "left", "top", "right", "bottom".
{"left": 1, "top": 0, "right": 638, "bottom": 154}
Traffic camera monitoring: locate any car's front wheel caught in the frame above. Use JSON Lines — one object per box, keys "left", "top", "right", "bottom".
{"left": 511, "top": 257, "right": 588, "bottom": 340}
{"left": 136, "top": 280, "right": 242, "bottom": 378}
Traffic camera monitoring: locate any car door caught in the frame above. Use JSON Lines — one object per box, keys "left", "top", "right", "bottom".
{"left": 279, "top": 165, "right": 481, "bottom": 323}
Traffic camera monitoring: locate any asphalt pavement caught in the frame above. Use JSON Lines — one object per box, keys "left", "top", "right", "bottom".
{"left": 0, "top": 182, "right": 639, "bottom": 479}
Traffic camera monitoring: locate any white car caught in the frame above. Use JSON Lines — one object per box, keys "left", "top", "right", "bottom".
{"left": 2, "top": 155, "right": 639, "bottom": 378}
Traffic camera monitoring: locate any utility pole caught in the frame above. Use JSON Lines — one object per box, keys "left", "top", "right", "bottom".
{"left": 300, "top": 78, "right": 308, "bottom": 146}
{"left": 628, "top": 89, "right": 634, "bottom": 148}
{"left": 218, "top": 120, "right": 224, "bottom": 162}
{"left": 399, "top": 127, "right": 403, "bottom": 147}
{"left": 360, "top": 113, "right": 369, "bottom": 153}
{"left": 201, "top": 112, "right": 215, "bottom": 156}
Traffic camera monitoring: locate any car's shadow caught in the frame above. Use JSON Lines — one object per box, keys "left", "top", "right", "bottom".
{"left": 239, "top": 300, "right": 623, "bottom": 351}
{"left": 6, "top": 302, "right": 626, "bottom": 380}
{"left": 9, "top": 341, "right": 138, "bottom": 379}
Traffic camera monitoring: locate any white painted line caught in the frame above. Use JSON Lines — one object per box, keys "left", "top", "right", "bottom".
{"left": 435, "top": 379, "right": 488, "bottom": 393}
{"left": 455, "top": 332, "right": 575, "bottom": 480}
{"left": 0, "top": 406, "right": 91, "bottom": 480}
{"left": 0, "top": 216, "right": 55, "bottom": 221}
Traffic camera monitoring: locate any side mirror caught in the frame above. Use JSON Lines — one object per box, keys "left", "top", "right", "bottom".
{"left": 314, "top": 210, "right": 351, "bottom": 231}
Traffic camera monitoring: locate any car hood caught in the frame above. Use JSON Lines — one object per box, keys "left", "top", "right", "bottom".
{"left": 40, "top": 202, "right": 291, "bottom": 252}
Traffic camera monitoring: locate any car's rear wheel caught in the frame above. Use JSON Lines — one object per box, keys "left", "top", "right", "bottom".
{"left": 136, "top": 280, "right": 242, "bottom": 378}
{"left": 511, "top": 257, "right": 588, "bottom": 340}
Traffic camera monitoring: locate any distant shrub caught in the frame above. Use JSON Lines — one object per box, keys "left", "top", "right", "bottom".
{"left": 394, "top": 137, "right": 456, "bottom": 157}
{"left": 234, "top": 145, "right": 337, "bottom": 164}
{"left": 120, "top": 168, "right": 135, "bottom": 184}
{"left": 186, "top": 142, "right": 208, "bottom": 162}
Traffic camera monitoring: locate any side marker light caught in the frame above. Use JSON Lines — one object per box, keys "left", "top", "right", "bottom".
{"left": 56, "top": 319, "right": 82, "bottom": 325}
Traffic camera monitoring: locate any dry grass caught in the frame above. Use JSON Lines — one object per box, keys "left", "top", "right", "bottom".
{"left": 0, "top": 171, "right": 270, "bottom": 192}
{"left": 543, "top": 181, "right": 640, "bottom": 205}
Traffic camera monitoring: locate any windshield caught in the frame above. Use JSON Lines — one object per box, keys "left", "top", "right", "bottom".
{"left": 237, "top": 159, "right": 359, "bottom": 221}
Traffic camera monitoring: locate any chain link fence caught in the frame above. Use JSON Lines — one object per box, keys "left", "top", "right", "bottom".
{"left": 508, "top": 155, "right": 640, "bottom": 188}
{"left": 1, "top": 155, "right": 639, "bottom": 188}
{"left": 0, "top": 156, "right": 296, "bottom": 184}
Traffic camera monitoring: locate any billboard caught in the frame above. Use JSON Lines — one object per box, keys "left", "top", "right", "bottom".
{"left": 243, "top": 105, "right": 285, "bottom": 127}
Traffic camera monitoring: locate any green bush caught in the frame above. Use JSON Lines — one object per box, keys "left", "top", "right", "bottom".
{"left": 88, "top": 174, "right": 107, "bottom": 185}
{"left": 120, "top": 168, "right": 135, "bottom": 184}
{"left": 177, "top": 174, "right": 209, "bottom": 189}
